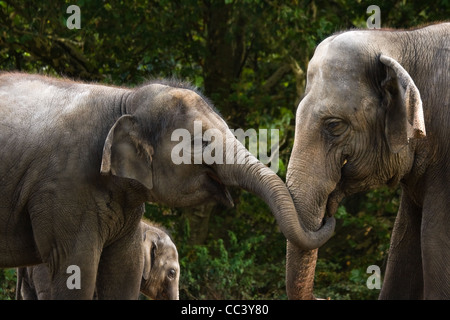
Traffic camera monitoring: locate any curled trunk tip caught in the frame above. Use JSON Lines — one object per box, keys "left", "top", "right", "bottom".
{"left": 216, "top": 148, "right": 336, "bottom": 251}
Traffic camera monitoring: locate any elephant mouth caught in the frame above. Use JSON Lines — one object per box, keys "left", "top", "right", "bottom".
{"left": 207, "top": 170, "right": 234, "bottom": 208}
{"left": 325, "top": 189, "right": 344, "bottom": 217}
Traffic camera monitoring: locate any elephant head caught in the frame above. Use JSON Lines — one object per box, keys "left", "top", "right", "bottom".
{"left": 285, "top": 31, "right": 426, "bottom": 299}
{"left": 141, "top": 220, "right": 180, "bottom": 300}
{"left": 100, "top": 79, "right": 335, "bottom": 251}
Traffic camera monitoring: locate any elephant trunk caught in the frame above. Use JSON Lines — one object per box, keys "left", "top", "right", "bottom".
{"left": 286, "top": 242, "right": 318, "bottom": 300}
{"left": 285, "top": 137, "right": 341, "bottom": 299}
{"left": 167, "top": 283, "right": 179, "bottom": 300}
{"left": 285, "top": 167, "right": 328, "bottom": 300}
{"left": 215, "top": 134, "right": 335, "bottom": 251}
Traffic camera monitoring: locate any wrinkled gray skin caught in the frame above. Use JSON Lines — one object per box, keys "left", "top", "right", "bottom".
{"left": 286, "top": 23, "right": 449, "bottom": 299}
{"left": 16, "top": 220, "right": 180, "bottom": 300}
{"left": 0, "top": 73, "right": 331, "bottom": 299}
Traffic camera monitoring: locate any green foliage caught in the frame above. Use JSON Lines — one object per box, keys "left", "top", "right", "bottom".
{"left": 315, "top": 187, "right": 399, "bottom": 299}
{"left": 0, "top": 269, "right": 16, "bottom": 300}
{"left": 179, "top": 231, "right": 286, "bottom": 300}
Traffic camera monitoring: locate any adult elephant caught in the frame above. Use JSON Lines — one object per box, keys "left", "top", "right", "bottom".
{"left": 0, "top": 73, "right": 333, "bottom": 299}
{"left": 285, "top": 23, "right": 449, "bottom": 299}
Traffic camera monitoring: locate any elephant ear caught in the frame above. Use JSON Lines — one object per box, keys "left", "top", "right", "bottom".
{"left": 380, "top": 54, "right": 426, "bottom": 153}
{"left": 142, "top": 230, "right": 158, "bottom": 280}
{"left": 100, "top": 115, "right": 154, "bottom": 189}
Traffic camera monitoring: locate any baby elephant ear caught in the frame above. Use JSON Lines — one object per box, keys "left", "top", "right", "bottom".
{"left": 380, "top": 54, "right": 426, "bottom": 153}
{"left": 100, "top": 115, "right": 154, "bottom": 189}
{"left": 142, "top": 230, "right": 158, "bottom": 280}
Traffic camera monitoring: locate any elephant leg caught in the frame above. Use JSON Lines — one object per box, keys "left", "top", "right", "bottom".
{"left": 16, "top": 267, "right": 37, "bottom": 300}
{"left": 31, "top": 222, "right": 100, "bottom": 298}
{"left": 379, "top": 190, "right": 423, "bottom": 299}
{"left": 421, "top": 215, "right": 450, "bottom": 298}
{"left": 31, "top": 265, "right": 53, "bottom": 300}
{"left": 95, "top": 228, "right": 143, "bottom": 300}
{"left": 46, "top": 244, "right": 100, "bottom": 299}
{"left": 421, "top": 174, "right": 450, "bottom": 299}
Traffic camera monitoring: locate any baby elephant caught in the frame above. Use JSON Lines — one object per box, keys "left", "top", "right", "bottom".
{"left": 16, "top": 220, "right": 180, "bottom": 300}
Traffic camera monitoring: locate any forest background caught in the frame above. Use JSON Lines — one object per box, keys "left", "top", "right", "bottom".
{"left": 0, "top": 0, "right": 448, "bottom": 300}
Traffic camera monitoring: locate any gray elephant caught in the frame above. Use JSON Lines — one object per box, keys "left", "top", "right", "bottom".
{"left": 139, "top": 219, "right": 179, "bottom": 300}
{"left": 0, "top": 73, "right": 329, "bottom": 299}
{"left": 16, "top": 219, "right": 179, "bottom": 300}
{"left": 285, "top": 22, "right": 449, "bottom": 299}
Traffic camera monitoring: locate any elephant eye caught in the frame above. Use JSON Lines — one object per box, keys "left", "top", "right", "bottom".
{"left": 168, "top": 269, "right": 176, "bottom": 280}
{"left": 324, "top": 119, "right": 348, "bottom": 137}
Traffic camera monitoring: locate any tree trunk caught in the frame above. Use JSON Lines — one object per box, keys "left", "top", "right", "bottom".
{"left": 182, "top": 1, "right": 248, "bottom": 245}
{"left": 202, "top": 0, "right": 246, "bottom": 117}
{"left": 180, "top": 203, "right": 215, "bottom": 245}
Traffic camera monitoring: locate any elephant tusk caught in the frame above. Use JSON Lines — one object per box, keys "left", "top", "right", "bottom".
{"left": 342, "top": 159, "right": 348, "bottom": 167}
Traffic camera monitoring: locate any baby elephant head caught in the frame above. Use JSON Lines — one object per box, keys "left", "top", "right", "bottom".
{"left": 141, "top": 222, "right": 180, "bottom": 300}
